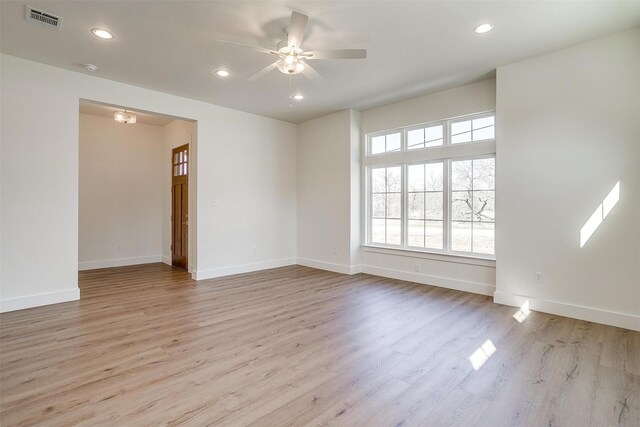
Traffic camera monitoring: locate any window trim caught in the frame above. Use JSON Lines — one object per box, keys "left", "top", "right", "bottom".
{"left": 363, "top": 111, "right": 496, "bottom": 261}
{"left": 362, "top": 245, "right": 496, "bottom": 267}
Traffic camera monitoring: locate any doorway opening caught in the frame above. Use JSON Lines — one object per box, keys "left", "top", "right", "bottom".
{"left": 78, "top": 100, "right": 197, "bottom": 274}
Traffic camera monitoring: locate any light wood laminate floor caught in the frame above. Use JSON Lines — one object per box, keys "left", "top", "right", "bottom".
{"left": 1, "top": 264, "right": 638, "bottom": 426}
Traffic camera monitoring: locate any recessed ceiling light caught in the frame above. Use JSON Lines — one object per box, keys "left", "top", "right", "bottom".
{"left": 83, "top": 63, "right": 98, "bottom": 72}
{"left": 474, "top": 23, "right": 494, "bottom": 34}
{"left": 91, "top": 28, "right": 114, "bottom": 39}
{"left": 292, "top": 94, "right": 305, "bottom": 100}
{"left": 214, "top": 69, "right": 230, "bottom": 77}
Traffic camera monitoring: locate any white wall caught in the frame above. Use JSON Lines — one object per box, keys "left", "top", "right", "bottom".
{"left": 349, "top": 110, "right": 362, "bottom": 268}
{"left": 79, "top": 114, "right": 163, "bottom": 270}
{"left": 162, "top": 119, "right": 196, "bottom": 269}
{"left": 0, "top": 54, "right": 297, "bottom": 311}
{"left": 360, "top": 79, "right": 497, "bottom": 295}
{"left": 362, "top": 79, "right": 496, "bottom": 134}
{"left": 495, "top": 29, "right": 640, "bottom": 330}
{"left": 297, "top": 109, "right": 357, "bottom": 273}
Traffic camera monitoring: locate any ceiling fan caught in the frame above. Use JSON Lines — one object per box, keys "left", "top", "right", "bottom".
{"left": 217, "top": 11, "right": 367, "bottom": 82}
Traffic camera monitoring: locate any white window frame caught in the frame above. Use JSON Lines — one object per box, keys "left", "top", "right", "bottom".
{"left": 367, "top": 128, "right": 404, "bottom": 156}
{"left": 447, "top": 154, "right": 496, "bottom": 258}
{"left": 403, "top": 158, "right": 447, "bottom": 253}
{"left": 449, "top": 111, "right": 496, "bottom": 146}
{"left": 363, "top": 111, "right": 496, "bottom": 260}
{"left": 405, "top": 121, "right": 445, "bottom": 151}
{"left": 367, "top": 163, "right": 404, "bottom": 247}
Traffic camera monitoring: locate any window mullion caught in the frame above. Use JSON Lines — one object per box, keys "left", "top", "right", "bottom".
{"left": 367, "top": 167, "right": 372, "bottom": 244}
{"left": 444, "top": 159, "right": 451, "bottom": 253}
{"left": 384, "top": 167, "right": 388, "bottom": 244}
{"left": 402, "top": 131, "right": 406, "bottom": 248}
{"left": 423, "top": 164, "right": 427, "bottom": 247}
{"left": 470, "top": 160, "right": 474, "bottom": 253}
{"left": 402, "top": 164, "right": 407, "bottom": 248}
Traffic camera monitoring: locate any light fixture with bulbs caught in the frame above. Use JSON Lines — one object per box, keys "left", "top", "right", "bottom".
{"left": 114, "top": 110, "right": 136, "bottom": 124}
{"left": 214, "top": 69, "right": 231, "bottom": 77}
{"left": 292, "top": 94, "right": 305, "bottom": 100}
{"left": 91, "top": 28, "right": 114, "bottom": 39}
{"left": 276, "top": 45, "right": 306, "bottom": 75}
{"left": 474, "top": 23, "right": 494, "bottom": 34}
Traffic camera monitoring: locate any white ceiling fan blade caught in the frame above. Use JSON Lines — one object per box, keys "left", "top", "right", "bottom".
{"left": 302, "top": 62, "right": 325, "bottom": 84}
{"left": 216, "top": 39, "right": 278, "bottom": 55}
{"left": 246, "top": 61, "right": 279, "bottom": 81}
{"left": 287, "top": 11, "right": 308, "bottom": 48}
{"left": 304, "top": 49, "right": 367, "bottom": 60}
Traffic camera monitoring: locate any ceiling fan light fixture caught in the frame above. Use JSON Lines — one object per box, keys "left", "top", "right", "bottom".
{"left": 114, "top": 110, "right": 136, "bottom": 124}
{"left": 223, "top": 11, "right": 366, "bottom": 84}
{"left": 474, "top": 23, "right": 494, "bottom": 34}
{"left": 277, "top": 59, "right": 305, "bottom": 75}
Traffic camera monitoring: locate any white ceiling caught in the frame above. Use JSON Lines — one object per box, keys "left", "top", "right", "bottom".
{"left": 2, "top": 1, "right": 639, "bottom": 123}
{"left": 79, "top": 101, "right": 178, "bottom": 126}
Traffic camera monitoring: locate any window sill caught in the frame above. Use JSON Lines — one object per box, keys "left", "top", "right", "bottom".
{"left": 362, "top": 245, "right": 496, "bottom": 267}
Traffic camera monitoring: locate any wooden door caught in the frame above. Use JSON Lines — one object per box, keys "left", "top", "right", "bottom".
{"left": 171, "top": 144, "right": 189, "bottom": 269}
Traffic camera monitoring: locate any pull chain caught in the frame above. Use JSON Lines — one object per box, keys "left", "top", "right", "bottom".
{"left": 289, "top": 74, "right": 293, "bottom": 108}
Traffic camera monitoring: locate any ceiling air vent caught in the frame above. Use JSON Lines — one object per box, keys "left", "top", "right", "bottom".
{"left": 25, "top": 6, "right": 63, "bottom": 29}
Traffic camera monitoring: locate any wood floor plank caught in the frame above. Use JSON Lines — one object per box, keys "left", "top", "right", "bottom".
{"left": 1, "top": 263, "right": 638, "bottom": 426}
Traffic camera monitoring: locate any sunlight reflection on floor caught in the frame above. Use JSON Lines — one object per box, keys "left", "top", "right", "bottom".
{"left": 513, "top": 300, "right": 531, "bottom": 323}
{"left": 468, "top": 339, "right": 497, "bottom": 370}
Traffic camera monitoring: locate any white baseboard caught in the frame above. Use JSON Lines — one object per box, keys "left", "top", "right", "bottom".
{"left": 494, "top": 291, "right": 640, "bottom": 332}
{"left": 0, "top": 288, "right": 80, "bottom": 313}
{"left": 192, "top": 258, "right": 296, "bottom": 280}
{"left": 162, "top": 256, "right": 171, "bottom": 266}
{"left": 296, "top": 258, "right": 361, "bottom": 275}
{"left": 361, "top": 265, "right": 495, "bottom": 296}
{"left": 79, "top": 255, "right": 163, "bottom": 271}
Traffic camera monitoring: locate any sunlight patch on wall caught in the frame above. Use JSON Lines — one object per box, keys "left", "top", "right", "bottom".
{"left": 513, "top": 300, "right": 531, "bottom": 323}
{"left": 468, "top": 339, "right": 497, "bottom": 371}
{"left": 580, "top": 181, "right": 620, "bottom": 247}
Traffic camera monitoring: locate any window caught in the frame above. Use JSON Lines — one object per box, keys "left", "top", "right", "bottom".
{"left": 174, "top": 149, "right": 188, "bottom": 176}
{"left": 365, "top": 112, "right": 496, "bottom": 258}
{"left": 369, "top": 132, "right": 401, "bottom": 155}
{"left": 370, "top": 166, "right": 402, "bottom": 245}
{"left": 407, "top": 124, "right": 443, "bottom": 149}
{"left": 407, "top": 162, "right": 444, "bottom": 249}
{"left": 451, "top": 115, "right": 495, "bottom": 144}
{"left": 450, "top": 157, "right": 495, "bottom": 254}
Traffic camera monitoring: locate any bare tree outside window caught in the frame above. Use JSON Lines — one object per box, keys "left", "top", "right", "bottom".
{"left": 451, "top": 158, "right": 495, "bottom": 254}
